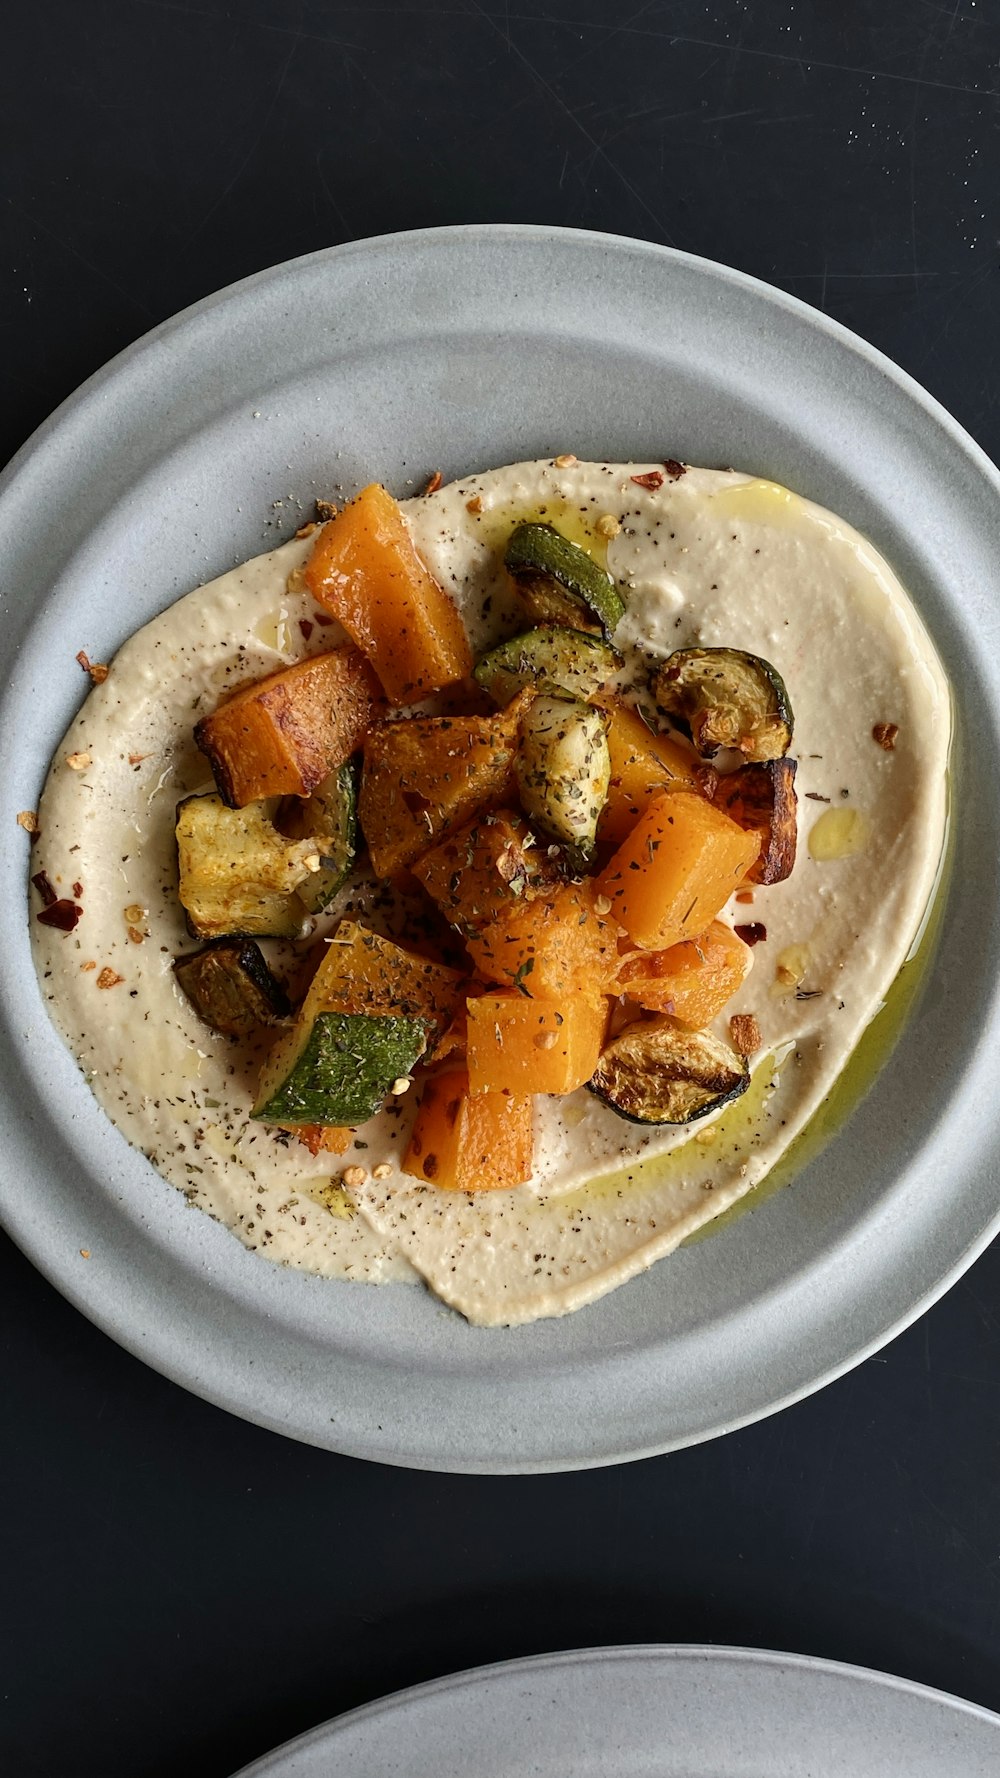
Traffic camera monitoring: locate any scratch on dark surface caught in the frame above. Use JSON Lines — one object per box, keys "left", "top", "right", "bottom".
{"left": 907, "top": 31, "right": 935, "bottom": 281}
{"left": 960, "top": 1273, "right": 1000, "bottom": 1341}
{"left": 520, "top": 22, "right": 1000, "bottom": 100}
{"left": 5, "top": 198, "right": 156, "bottom": 320}
{"left": 183, "top": 21, "right": 304, "bottom": 247}
{"left": 776, "top": 269, "right": 955, "bottom": 283}
{"left": 910, "top": 259, "right": 998, "bottom": 372}
{"left": 468, "top": 0, "right": 679, "bottom": 244}
{"left": 315, "top": 150, "right": 351, "bottom": 239}
{"left": 893, "top": 1455, "right": 1000, "bottom": 1577}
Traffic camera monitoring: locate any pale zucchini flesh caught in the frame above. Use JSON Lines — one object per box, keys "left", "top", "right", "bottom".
{"left": 278, "top": 758, "right": 359, "bottom": 913}
{"left": 653, "top": 647, "right": 793, "bottom": 762}
{"left": 589, "top": 1016, "right": 750, "bottom": 1124}
{"left": 514, "top": 694, "right": 611, "bottom": 869}
{"left": 175, "top": 794, "right": 315, "bottom": 940}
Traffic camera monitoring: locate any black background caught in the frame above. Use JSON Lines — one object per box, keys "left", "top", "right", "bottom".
{"left": 3, "top": 5, "right": 1000, "bottom": 1774}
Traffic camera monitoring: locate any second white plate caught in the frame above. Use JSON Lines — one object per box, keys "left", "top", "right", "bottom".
{"left": 233, "top": 1645, "right": 1000, "bottom": 1776}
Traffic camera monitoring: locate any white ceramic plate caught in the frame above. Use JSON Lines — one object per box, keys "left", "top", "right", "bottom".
{"left": 2, "top": 226, "right": 998, "bottom": 1472}
{"left": 231, "top": 1645, "right": 1000, "bottom": 1776}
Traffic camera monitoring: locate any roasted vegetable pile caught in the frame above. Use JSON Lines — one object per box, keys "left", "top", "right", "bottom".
{"left": 172, "top": 476, "right": 799, "bottom": 1187}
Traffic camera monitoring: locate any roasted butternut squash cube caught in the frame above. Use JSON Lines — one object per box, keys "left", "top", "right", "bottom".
{"left": 303, "top": 482, "right": 473, "bottom": 702}
{"left": 194, "top": 646, "right": 384, "bottom": 807}
{"left": 302, "top": 921, "right": 466, "bottom": 1040}
{"left": 466, "top": 991, "right": 608, "bottom": 1096}
{"left": 464, "top": 880, "right": 618, "bottom": 1000}
{"left": 596, "top": 791, "right": 760, "bottom": 951}
{"left": 359, "top": 699, "right": 528, "bottom": 879}
{"left": 402, "top": 1067, "right": 534, "bottom": 1192}
{"left": 713, "top": 758, "right": 798, "bottom": 885}
{"left": 598, "top": 704, "right": 701, "bottom": 845}
{"left": 413, "top": 807, "right": 558, "bottom": 935}
{"left": 612, "top": 919, "right": 754, "bottom": 1026}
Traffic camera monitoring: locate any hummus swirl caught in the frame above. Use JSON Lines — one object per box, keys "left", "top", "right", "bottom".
{"left": 30, "top": 461, "right": 950, "bottom": 1324}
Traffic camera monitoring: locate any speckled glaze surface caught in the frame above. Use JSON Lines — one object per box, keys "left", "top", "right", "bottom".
{"left": 232, "top": 1645, "right": 1000, "bottom": 1776}
{"left": 1, "top": 225, "right": 998, "bottom": 1472}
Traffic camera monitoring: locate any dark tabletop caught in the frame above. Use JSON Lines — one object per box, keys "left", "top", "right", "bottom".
{"left": 4, "top": 4, "right": 1000, "bottom": 1774}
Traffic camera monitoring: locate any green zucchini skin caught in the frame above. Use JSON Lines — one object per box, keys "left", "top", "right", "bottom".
{"left": 474, "top": 626, "right": 622, "bottom": 707}
{"left": 504, "top": 522, "right": 626, "bottom": 638}
{"left": 652, "top": 647, "right": 793, "bottom": 762}
{"left": 588, "top": 1017, "right": 749, "bottom": 1125}
{"left": 252, "top": 1010, "right": 427, "bottom": 1127}
{"left": 173, "top": 939, "right": 291, "bottom": 1038}
{"left": 515, "top": 695, "right": 611, "bottom": 869}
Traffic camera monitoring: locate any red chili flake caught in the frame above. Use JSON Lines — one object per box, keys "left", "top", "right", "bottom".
{"left": 298, "top": 618, "right": 314, "bottom": 641}
{"left": 729, "top": 1012, "right": 761, "bottom": 1057}
{"left": 735, "top": 921, "right": 767, "bottom": 946}
{"left": 313, "top": 611, "right": 335, "bottom": 626}
{"left": 872, "top": 721, "right": 899, "bottom": 751}
{"left": 662, "top": 459, "right": 686, "bottom": 480}
{"left": 37, "top": 899, "right": 82, "bottom": 932}
{"left": 422, "top": 469, "right": 443, "bottom": 496}
{"left": 76, "top": 650, "right": 109, "bottom": 684}
{"left": 31, "top": 869, "right": 58, "bottom": 907}
{"left": 630, "top": 470, "right": 664, "bottom": 491}
{"left": 72, "top": 880, "right": 84, "bottom": 899}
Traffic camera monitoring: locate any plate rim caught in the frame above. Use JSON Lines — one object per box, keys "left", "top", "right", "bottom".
{"left": 230, "top": 1642, "right": 1000, "bottom": 1776}
{"left": 2, "top": 222, "right": 999, "bottom": 1473}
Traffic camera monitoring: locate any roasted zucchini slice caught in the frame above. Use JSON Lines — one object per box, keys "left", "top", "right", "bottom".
{"left": 515, "top": 695, "right": 611, "bottom": 869}
{"left": 588, "top": 1016, "right": 749, "bottom": 1125}
{"left": 504, "top": 522, "right": 626, "bottom": 638}
{"left": 252, "top": 1010, "right": 428, "bottom": 1127}
{"left": 713, "top": 758, "right": 798, "bottom": 885}
{"left": 278, "top": 758, "right": 359, "bottom": 913}
{"left": 173, "top": 939, "right": 291, "bottom": 1038}
{"left": 653, "top": 647, "right": 793, "bottom": 762}
{"left": 175, "top": 794, "right": 314, "bottom": 940}
{"left": 474, "top": 626, "right": 622, "bottom": 707}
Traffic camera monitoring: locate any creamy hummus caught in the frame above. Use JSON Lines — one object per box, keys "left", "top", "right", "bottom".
{"left": 30, "top": 460, "right": 951, "bottom": 1325}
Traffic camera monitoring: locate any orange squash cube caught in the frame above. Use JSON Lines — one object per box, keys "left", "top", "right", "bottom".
{"left": 302, "top": 922, "right": 466, "bottom": 1041}
{"left": 466, "top": 991, "right": 608, "bottom": 1096}
{"left": 464, "top": 879, "right": 618, "bottom": 999}
{"left": 402, "top": 1067, "right": 534, "bottom": 1192}
{"left": 303, "top": 483, "right": 472, "bottom": 702}
{"left": 413, "top": 807, "right": 558, "bottom": 934}
{"left": 612, "top": 919, "right": 754, "bottom": 1026}
{"left": 195, "top": 646, "right": 384, "bottom": 807}
{"left": 359, "top": 699, "right": 527, "bottom": 879}
{"left": 596, "top": 790, "right": 760, "bottom": 951}
{"left": 599, "top": 704, "right": 700, "bottom": 844}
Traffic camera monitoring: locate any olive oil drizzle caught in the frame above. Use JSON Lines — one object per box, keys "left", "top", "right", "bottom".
{"left": 686, "top": 793, "right": 953, "bottom": 1244}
